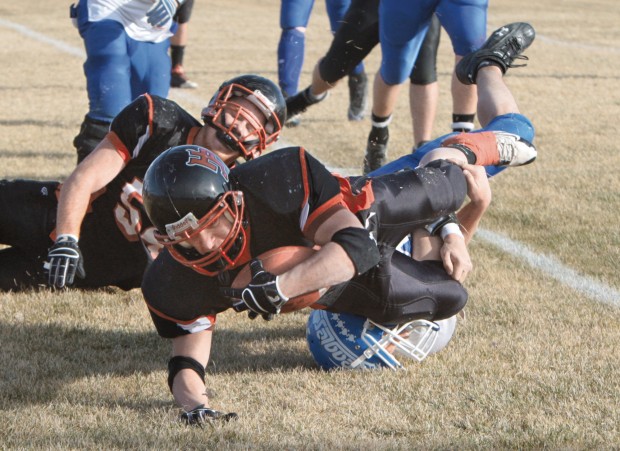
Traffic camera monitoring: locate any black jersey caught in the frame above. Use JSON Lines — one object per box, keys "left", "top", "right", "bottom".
{"left": 142, "top": 147, "right": 343, "bottom": 337}
{"left": 78, "top": 94, "right": 202, "bottom": 287}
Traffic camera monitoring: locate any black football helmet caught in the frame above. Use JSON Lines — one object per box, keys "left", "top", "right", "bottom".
{"left": 201, "top": 74, "right": 286, "bottom": 160}
{"left": 143, "top": 145, "right": 247, "bottom": 275}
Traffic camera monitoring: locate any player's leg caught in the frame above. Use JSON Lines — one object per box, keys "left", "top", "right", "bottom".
{"left": 0, "top": 180, "right": 59, "bottom": 291}
{"left": 316, "top": 247, "right": 467, "bottom": 324}
{"left": 170, "top": 0, "right": 198, "bottom": 89}
{"left": 0, "top": 180, "right": 59, "bottom": 250}
{"left": 370, "top": 22, "right": 536, "bottom": 177}
{"left": 325, "top": 0, "right": 368, "bottom": 120}
{"left": 364, "top": 0, "right": 434, "bottom": 174}
{"left": 75, "top": 20, "right": 132, "bottom": 163}
{"left": 0, "top": 248, "right": 48, "bottom": 291}
{"left": 409, "top": 14, "right": 441, "bottom": 149}
{"left": 130, "top": 37, "right": 171, "bottom": 100}
{"left": 285, "top": 0, "right": 379, "bottom": 120}
{"left": 359, "top": 160, "right": 467, "bottom": 246}
{"left": 438, "top": 0, "right": 488, "bottom": 136}
{"left": 278, "top": 0, "right": 314, "bottom": 98}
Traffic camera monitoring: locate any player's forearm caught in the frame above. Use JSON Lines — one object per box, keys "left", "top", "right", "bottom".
{"left": 456, "top": 201, "right": 488, "bottom": 244}
{"left": 279, "top": 242, "right": 355, "bottom": 298}
{"left": 55, "top": 174, "right": 94, "bottom": 237}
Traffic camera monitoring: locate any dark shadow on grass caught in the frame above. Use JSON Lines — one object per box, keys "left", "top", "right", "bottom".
{"left": 0, "top": 318, "right": 318, "bottom": 408}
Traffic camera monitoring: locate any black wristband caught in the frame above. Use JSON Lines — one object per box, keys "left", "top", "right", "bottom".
{"left": 424, "top": 213, "right": 459, "bottom": 237}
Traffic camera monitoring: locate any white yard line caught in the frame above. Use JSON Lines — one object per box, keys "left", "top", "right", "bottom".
{"left": 3, "top": 18, "right": 619, "bottom": 307}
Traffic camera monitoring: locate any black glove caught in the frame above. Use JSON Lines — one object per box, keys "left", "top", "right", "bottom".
{"left": 45, "top": 235, "right": 86, "bottom": 288}
{"left": 247, "top": 310, "right": 276, "bottom": 321}
{"left": 220, "top": 259, "right": 289, "bottom": 316}
{"left": 180, "top": 405, "right": 238, "bottom": 426}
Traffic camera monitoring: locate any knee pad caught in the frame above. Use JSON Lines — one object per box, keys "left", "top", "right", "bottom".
{"left": 410, "top": 17, "right": 440, "bottom": 85}
{"left": 73, "top": 115, "right": 110, "bottom": 163}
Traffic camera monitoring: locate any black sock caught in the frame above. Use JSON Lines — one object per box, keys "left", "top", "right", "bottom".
{"left": 452, "top": 113, "right": 475, "bottom": 132}
{"left": 171, "top": 45, "right": 185, "bottom": 68}
{"left": 369, "top": 114, "right": 391, "bottom": 143}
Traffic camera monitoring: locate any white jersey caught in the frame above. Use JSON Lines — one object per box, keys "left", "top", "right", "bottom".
{"left": 85, "top": 0, "right": 174, "bottom": 43}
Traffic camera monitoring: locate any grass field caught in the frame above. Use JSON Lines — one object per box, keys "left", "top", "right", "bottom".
{"left": 1, "top": 0, "right": 619, "bottom": 448}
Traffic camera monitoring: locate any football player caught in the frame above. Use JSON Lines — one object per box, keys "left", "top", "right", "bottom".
{"left": 362, "top": 0, "right": 492, "bottom": 174}
{"left": 72, "top": 0, "right": 187, "bottom": 163}
{"left": 0, "top": 74, "right": 285, "bottom": 292}
{"left": 277, "top": 0, "right": 367, "bottom": 126}
{"left": 138, "top": 22, "right": 538, "bottom": 424}
{"left": 284, "top": 1, "right": 477, "bottom": 148}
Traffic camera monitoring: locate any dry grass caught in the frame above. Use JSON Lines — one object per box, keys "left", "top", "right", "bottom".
{"left": 1, "top": 0, "right": 619, "bottom": 448}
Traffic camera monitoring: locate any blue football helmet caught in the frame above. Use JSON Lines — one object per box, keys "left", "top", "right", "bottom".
{"left": 306, "top": 310, "right": 457, "bottom": 370}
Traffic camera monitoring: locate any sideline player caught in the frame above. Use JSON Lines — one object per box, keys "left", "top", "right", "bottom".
{"left": 284, "top": 2, "right": 477, "bottom": 150}
{"left": 363, "top": 0, "right": 488, "bottom": 173}
{"left": 170, "top": 0, "right": 198, "bottom": 89}
{"left": 277, "top": 0, "right": 368, "bottom": 126}
{"left": 72, "top": 0, "right": 182, "bottom": 163}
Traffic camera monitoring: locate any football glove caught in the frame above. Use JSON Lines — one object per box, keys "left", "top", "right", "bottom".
{"left": 45, "top": 235, "right": 86, "bottom": 288}
{"left": 220, "top": 259, "right": 289, "bottom": 316}
{"left": 180, "top": 405, "right": 238, "bottom": 426}
{"left": 146, "top": 0, "right": 181, "bottom": 28}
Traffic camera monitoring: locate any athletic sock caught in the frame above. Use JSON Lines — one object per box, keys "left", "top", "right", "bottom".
{"left": 451, "top": 113, "right": 475, "bottom": 133}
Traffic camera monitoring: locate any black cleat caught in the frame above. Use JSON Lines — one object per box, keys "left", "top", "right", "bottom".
{"left": 363, "top": 138, "right": 388, "bottom": 175}
{"left": 456, "top": 22, "right": 536, "bottom": 85}
{"left": 347, "top": 71, "right": 368, "bottom": 121}
{"left": 285, "top": 87, "right": 328, "bottom": 126}
{"left": 171, "top": 65, "right": 198, "bottom": 89}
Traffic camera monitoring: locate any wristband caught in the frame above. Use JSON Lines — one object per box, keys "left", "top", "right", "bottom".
{"left": 424, "top": 213, "right": 459, "bottom": 236}
{"left": 274, "top": 276, "right": 290, "bottom": 302}
{"left": 440, "top": 223, "right": 464, "bottom": 240}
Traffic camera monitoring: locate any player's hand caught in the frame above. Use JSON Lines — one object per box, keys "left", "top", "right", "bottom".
{"left": 180, "top": 404, "right": 238, "bottom": 427}
{"left": 457, "top": 162, "right": 492, "bottom": 210}
{"left": 219, "top": 259, "right": 289, "bottom": 315}
{"left": 45, "top": 235, "right": 86, "bottom": 288}
{"left": 146, "top": 0, "right": 181, "bottom": 28}
{"left": 440, "top": 233, "right": 472, "bottom": 283}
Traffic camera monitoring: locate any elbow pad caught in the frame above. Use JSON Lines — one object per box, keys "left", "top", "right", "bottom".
{"left": 331, "top": 227, "right": 380, "bottom": 275}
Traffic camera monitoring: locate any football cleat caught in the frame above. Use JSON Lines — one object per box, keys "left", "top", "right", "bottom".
{"left": 494, "top": 131, "right": 537, "bottom": 166}
{"left": 347, "top": 71, "right": 368, "bottom": 121}
{"left": 456, "top": 22, "right": 536, "bottom": 85}
{"left": 171, "top": 65, "right": 198, "bottom": 89}
{"left": 285, "top": 87, "right": 328, "bottom": 122}
{"left": 363, "top": 138, "right": 388, "bottom": 174}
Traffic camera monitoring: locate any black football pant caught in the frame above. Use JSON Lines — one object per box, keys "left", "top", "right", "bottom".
{"left": 318, "top": 161, "right": 468, "bottom": 324}
{"left": 0, "top": 180, "right": 59, "bottom": 290}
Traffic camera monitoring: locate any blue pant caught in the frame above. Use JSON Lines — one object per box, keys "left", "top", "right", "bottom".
{"left": 77, "top": 2, "right": 171, "bottom": 122}
{"left": 278, "top": 0, "right": 363, "bottom": 95}
{"left": 379, "top": 0, "right": 487, "bottom": 84}
{"left": 369, "top": 113, "right": 535, "bottom": 178}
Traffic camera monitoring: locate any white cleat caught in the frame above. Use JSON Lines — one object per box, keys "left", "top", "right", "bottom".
{"left": 495, "top": 131, "right": 537, "bottom": 166}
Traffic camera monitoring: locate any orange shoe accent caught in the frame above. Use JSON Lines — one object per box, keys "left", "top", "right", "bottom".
{"left": 442, "top": 132, "right": 499, "bottom": 166}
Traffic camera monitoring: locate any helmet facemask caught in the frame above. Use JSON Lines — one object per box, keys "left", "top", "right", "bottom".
{"left": 202, "top": 83, "right": 283, "bottom": 160}
{"left": 154, "top": 191, "right": 247, "bottom": 276}
{"left": 351, "top": 319, "right": 440, "bottom": 370}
